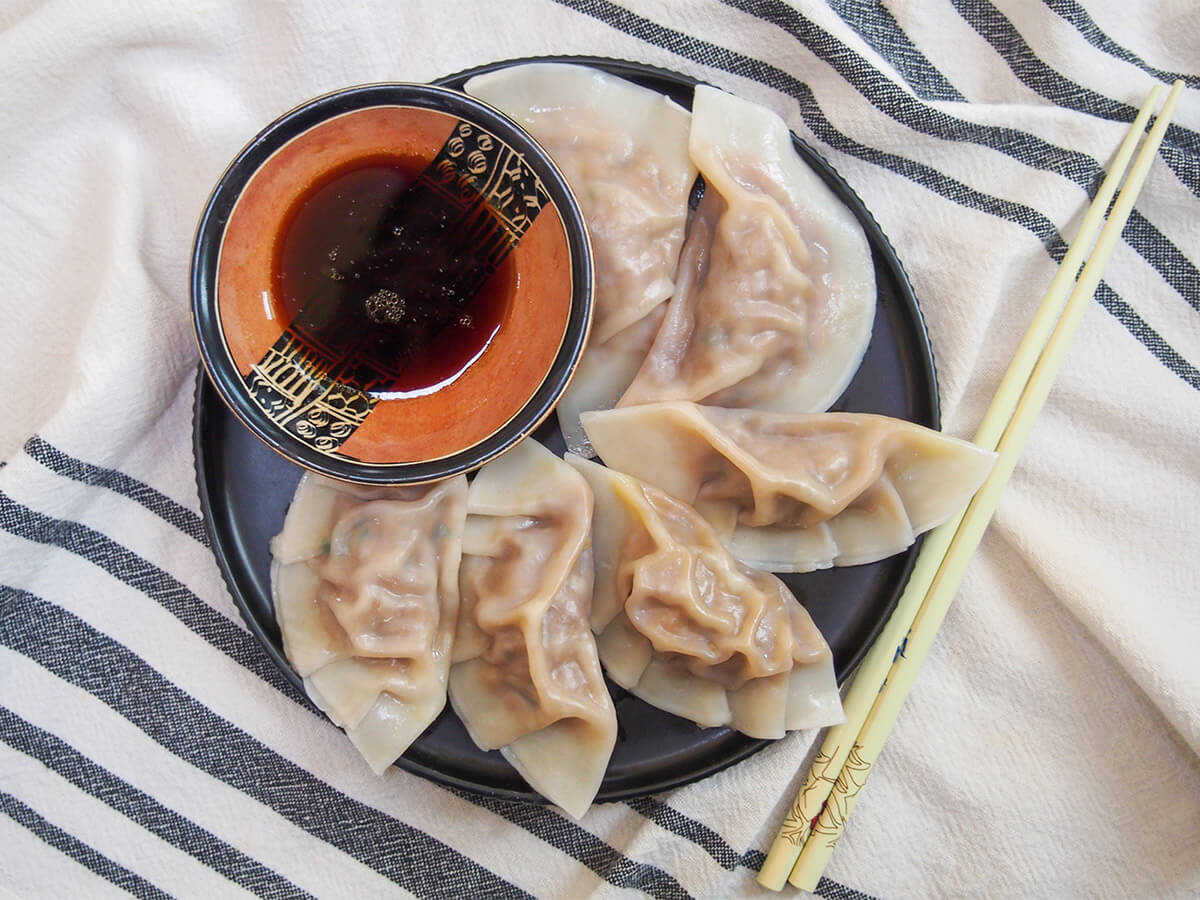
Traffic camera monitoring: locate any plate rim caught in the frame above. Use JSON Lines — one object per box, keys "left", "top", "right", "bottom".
{"left": 192, "top": 54, "right": 939, "bottom": 806}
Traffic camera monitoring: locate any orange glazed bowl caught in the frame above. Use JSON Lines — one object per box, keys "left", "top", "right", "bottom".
{"left": 191, "top": 83, "right": 593, "bottom": 484}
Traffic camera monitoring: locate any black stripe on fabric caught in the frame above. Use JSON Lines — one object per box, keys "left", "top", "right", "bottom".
{"left": 950, "top": 0, "right": 1200, "bottom": 200}
{"left": 0, "top": 585, "right": 529, "bottom": 900}
{"left": 1159, "top": 144, "right": 1200, "bottom": 202}
{"left": 0, "top": 789, "right": 172, "bottom": 900}
{"left": 1123, "top": 212, "right": 1200, "bottom": 314}
{"left": 1094, "top": 283, "right": 1200, "bottom": 389}
{"left": 625, "top": 797, "right": 743, "bottom": 870}
{"left": 825, "top": 0, "right": 964, "bottom": 101}
{"left": 0, "top": 706, "right": 312, "bottom": 900}
{"left": 728, "top": 0, "right": 1088, "bottom": 182}
{"left": 815, "top": 875, "right": 882, "bottom": 900}
{"left": 618, "top": 800, "right": 881, "bottom": 900}
{"left": 447, "top": 789, "right": 692, "bottom": 900}
{"left": 552, "top": 0, "right": 1200, "bottom": 392}
{"left": 623, "top": 798, "right": 868, "bottom": 899}
{"left": 741, "top": 848, "right": 766, "bottom": 870}
{"left": 724, "top": 0, "right": 1200, "bottom": 319}
{"left": 1040, "top": 0, "right": 1200, "bottom": 89}
{"left": 811, "top": 2, "right": 1200, "bottom": 320}
{"left": 23, "top": 435, "right": 210, "bottom": 548}
{"left": 0, "top": 491, "right": 301, "bottom": 700}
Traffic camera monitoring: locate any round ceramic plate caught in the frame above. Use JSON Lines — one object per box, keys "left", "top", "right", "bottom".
{"left": 193, "top": 56, "right": 938, "bottom": 804}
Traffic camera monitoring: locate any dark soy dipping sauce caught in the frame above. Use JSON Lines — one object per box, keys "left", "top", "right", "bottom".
{"left": 272, "top": 156, "right": 513, "bottom": 399}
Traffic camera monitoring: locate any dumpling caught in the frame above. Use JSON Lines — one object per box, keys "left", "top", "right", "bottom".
{"left": 619, "top": 84, "right": 876, "bottom": 414}
{"left": 465, "top": 63, "right": 695, "bottom": 344}
{"left": 466, "top": 63, "right": 697, "bottom": 454}
{"left": 450, "top": 438, "right": 616, "bottom": 819}
{"left": 565, "top": 453, "right": 844, "bottom": 739}
{"left": 581, "top": 401, "right": 996, "bottom": 572}
{"left": 270, "top": 472, "right": 467, "bottom": 773}
{"left": 551, "top": 306, "right": 667, "bottom": 457}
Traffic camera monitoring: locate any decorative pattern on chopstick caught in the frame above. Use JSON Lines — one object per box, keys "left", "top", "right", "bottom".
{"left": 809, "top": 745, "right": 870, "bottom": 847}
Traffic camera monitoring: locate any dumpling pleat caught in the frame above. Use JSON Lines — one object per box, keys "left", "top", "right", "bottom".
{"left": 272, "top": 559, "right": 353, "bottom": 676}
{"left": 594, "top": 613, "right": 653, "bottom": 689}
{"left": 501, "top": 718, "right": 611, "bottom": 821}
{"left": 304, "top": 657, "right": 423, "bottom": 733}
{"left": 447, "top": 658, "right": 542, "bottom": 751}
{"left": 888, "top": 443, "right": 997, "bottom": 533}
{"left": 271, "top": 473, "right": 466, "bottom": 775}
{"left": 554, "top": 309, "right": 667, "bottom": 456}
{"left": 633, "top": 658, "right": 732, "bottom": 729}
{"left": 582, "top": 402, "right": 995, "bottom": 572}
{"left": 784, "top": 655, "right": 845, "bottom": 731}
{"left": 346, "top": 693, "right": 446, "bottom": 777}
{"left": 727, "top": 672, "right": 789, "bottom": 739}
{"left": 568, "top": 453, "right": 843, "bottom": 738}
{"left": 450, "top": 439, "right": 617, "bottom": 818}
{"left": 824, "top": 476, "right": 915, "bottom": 568}
{"left": 726, "top": 523, "right": 837, "bottom": 574}
{"left": 270, "top": 473, "right": 342, "bottom": 564}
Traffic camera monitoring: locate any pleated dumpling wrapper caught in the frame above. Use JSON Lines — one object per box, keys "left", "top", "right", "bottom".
{"left": 450, "top": 438, "right": 617, "bottom": 819}
{"left": 565, "top": 453, "right": 844, "bottom": 740}
{"left": 465, "top": 63, "right": 697, "bottom": 456}
{"left": 582, "top": 402, "right": 997, "bottom": 573}
{"left": 619, "top": 84, "right": 876, "bottom": 414}
{"left": 270, "top": 473, "right": 467, "bottom": 774}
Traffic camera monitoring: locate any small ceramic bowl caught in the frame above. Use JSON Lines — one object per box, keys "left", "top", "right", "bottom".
{"left": 192, "top": 83, "right": 593, "bottom": 484}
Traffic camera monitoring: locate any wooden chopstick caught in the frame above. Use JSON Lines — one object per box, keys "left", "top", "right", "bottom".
{"left": 758, "top": 80, "right": 1182, "bottom": 892}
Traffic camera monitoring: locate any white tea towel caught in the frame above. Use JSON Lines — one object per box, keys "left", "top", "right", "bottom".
{"left": 1, "top": 1, "right": 1198, "bottom": 897}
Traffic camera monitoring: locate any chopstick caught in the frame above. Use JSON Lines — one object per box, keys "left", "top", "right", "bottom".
{"left": 758, "top": 79, "right": 1183, "bottom": 892}
{"left": 757, "top": 78, "right": 1166, "bottom": 889}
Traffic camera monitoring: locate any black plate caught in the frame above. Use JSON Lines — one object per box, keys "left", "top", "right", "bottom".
{"left": 193, "top": 56, "right": 938, "bottom": 805}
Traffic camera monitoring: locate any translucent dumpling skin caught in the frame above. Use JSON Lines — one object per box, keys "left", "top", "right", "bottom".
{"left": 582, "top": 401, "right": 996, "bottom": 572}
{"left": 566, "top": 453, "right": 844, "bottom": 739}
{"left": 270, "top": 473, "right": 467, "bottom": 774}
{"left": 450, "top": 438, "right": 617, "bottom": 819}
{"left": 620, "top": 85, "right": 877, "bottom": 415}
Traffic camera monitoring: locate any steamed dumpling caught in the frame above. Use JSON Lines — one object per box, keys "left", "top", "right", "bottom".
{"left": 465, "top": 63, "right": 695, "bottom": 344}
{"left": 582, "top": 402, "right": 996, "bottom": 572}
{"left": 619, "top": 84, "right": 876, "bottom": 414}
{"left": 466, "top": 63, "right": 697, "bottom": 454}
{"left": 271, "top": 473, "right": 467, "bottom": 773}
{"left": 450, "top": 439, "right": 616, "bottom": 819}
{"left": 565, "top": 453, "right": 844, "bottom": 739}
{"left": 551, "top": 306, "right": 667, "bottom": 457}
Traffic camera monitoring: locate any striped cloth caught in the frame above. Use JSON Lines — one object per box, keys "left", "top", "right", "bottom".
{"left": 2, "top": 1, "right": 1198, "bottom": 897}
